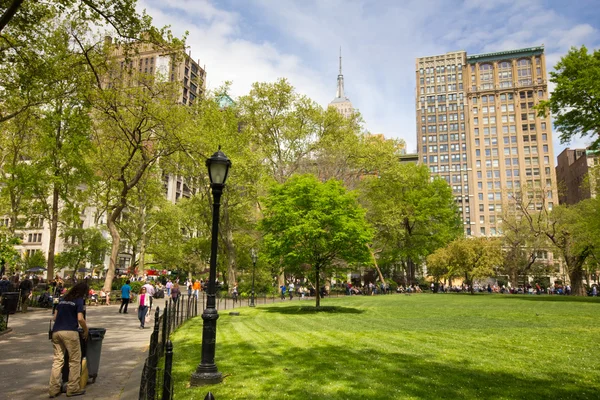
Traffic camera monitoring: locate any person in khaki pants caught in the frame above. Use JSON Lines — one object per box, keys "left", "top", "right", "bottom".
{"left": 49, "top": 283, "right": 89, "bottom": 398}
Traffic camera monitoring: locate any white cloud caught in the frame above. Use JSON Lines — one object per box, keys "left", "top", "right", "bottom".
{"left": 137, "top": 0, "right": 599, "bottom": 157}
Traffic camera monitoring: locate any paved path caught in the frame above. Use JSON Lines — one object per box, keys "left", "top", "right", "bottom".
{"left": 0, "top": 301, "right": 172, "bottom": 400}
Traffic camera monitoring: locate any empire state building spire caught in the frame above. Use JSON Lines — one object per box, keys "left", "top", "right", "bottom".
{"left": 336, "top": 47, "right": 345, "bottom": 98}
{"left": 329, "top": 46, "right": 353, "bottom": 118}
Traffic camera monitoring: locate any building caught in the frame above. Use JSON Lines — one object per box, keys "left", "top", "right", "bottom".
{"left": 328, "top": 48, "right": 354, "bottom": 118}
{"left": 106, "top": 36, "right": 206, "bottom": 105}
{"left": 416, "top": 46, "right": 558, "bottom": 237}
{"left": 556, "top": 148, "right": 599, "bottom": 204}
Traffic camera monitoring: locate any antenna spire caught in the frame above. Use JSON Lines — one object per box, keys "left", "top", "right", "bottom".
{"left": 336, "top": 46, "right": 345, "bottom": 98}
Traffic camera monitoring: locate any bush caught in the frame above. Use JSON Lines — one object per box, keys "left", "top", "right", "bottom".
{"left": 129, "top": 281, "right": 143, "bottom": 294}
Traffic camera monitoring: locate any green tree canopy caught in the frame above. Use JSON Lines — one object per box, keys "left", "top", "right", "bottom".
{"left": 427, "top": 237, "right": 503, "bottom": 293}
{"left": 260, "top": 174, "right": 373, "bottom": 307}
{"left": 360, "top": 163, "right": 462, "bottom": 282}
{"left": 537, "top": 46, "right": 600, "bottom": 149}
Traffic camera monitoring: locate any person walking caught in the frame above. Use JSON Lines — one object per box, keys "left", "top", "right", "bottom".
{"left": 193, "top": 280, "right": 201, "bottom": 299}
{"left": 288, "top": 282, "right": 295, "bottom": 300}
{"left": 19, "top": 276, "right": 33, "bottom": 313}
{"left": 137, "top": 287, "right": 150, "bottom": 329}
{"left": 119, "top": 280, "right": 132, "bottom": 314}
{"left": 232, "top": 283, "right": 238, "bottom": 304}
{"left": 165, "top": 280, "right": 173, "bottom": 297}
{"left": 142, "top": 280, "right": 155, "bottom": 298}
{"left": 280, "top": 284, "right": 286, "bottom": 300}
{"left": 48, "top": 282, "right": 88, "bottom": 398}
{"left": 171, "top": 283, "right": 181, "bottom": 303}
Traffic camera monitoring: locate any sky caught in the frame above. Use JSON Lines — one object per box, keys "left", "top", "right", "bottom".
{"left": 138, "top": 0, "right": 600, "bottom": 159}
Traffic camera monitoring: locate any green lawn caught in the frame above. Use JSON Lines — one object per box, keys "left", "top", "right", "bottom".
{"left": 169, "top": 294, "right": 600, "bottom": 399}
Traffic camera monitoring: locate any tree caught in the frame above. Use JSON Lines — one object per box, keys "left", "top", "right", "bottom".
{"left": 0, "top": 227, "right": 20, "bottom": 275}
{"left": 428, "top": 237, "right": 503, "bottom": 293}
{"left": 237, "top": 78, "right": 324, "bottom": 185}
{"left": 509, "top": 188, "right": 595, "bottom": 295}
{"left": 360, "top": 163, "right": 462, "bottom": 284}
{"left": 55, "top": 227, "right": 109, "bottom": 278}
{"left": 500, "top": 213, "right": 549, "bottom": 286}
{"left": 27, "top": 21, "right": 95, "bottom": 281}
{"left": 536, "top": 46, "right": 600, "bottom": 150}
{"left": 86, "top": 35, "right": 194, "bottom": 293}
{"left": 260, "top": 174, "right": 373, "bottom": 307}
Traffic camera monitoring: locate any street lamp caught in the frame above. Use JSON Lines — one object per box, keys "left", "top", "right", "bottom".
{"left": 250, "top": 249, "right": 257, "bottom": 307}
{"left": 191, "top": 147, "right": 231, "bottom": 386}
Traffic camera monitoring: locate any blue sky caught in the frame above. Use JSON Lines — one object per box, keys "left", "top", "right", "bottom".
{"left": 139, "top": 0, "right": 600, "bottom": 158}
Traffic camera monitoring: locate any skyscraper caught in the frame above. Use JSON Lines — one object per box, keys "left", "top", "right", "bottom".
{"left": 416, "top": 46, "right": 558, "bottom": 237}
{"left": 329, "top": 48, "right": 354, "bottom": 118}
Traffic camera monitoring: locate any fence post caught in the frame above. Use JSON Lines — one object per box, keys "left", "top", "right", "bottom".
{"left": 147, "top": 306, "right": 161, "bottom": 400}
{"left": 161, "top": 303, "right": 168, "bottom": 354}
{"left": 161, "top": 340, "right": 174, "bottom": 400}
{"left": 194, "top": 295, "right": 198, "bottom": 317}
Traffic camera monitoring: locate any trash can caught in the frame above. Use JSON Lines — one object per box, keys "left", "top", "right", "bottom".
{"left": 86, "top": 327, "right": 106, "bottom": 383}
{"left": 2, "top": 292, "right": 20, "bottom": 314}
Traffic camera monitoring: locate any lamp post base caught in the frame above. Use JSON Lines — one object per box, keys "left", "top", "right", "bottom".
{"left": 190, "top": 371, "right": 223, "bottom": 386}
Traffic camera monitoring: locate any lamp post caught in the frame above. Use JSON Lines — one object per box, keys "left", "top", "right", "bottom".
{"left": 190, "top": 147, "right": 231, "bottom": 386}
{"left": 250, "top": 249, "right": 257, "bottom": 307}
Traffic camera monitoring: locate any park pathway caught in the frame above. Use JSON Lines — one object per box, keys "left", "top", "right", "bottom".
{"left": 0, "top": 301, "right": 172, "bottom": 400}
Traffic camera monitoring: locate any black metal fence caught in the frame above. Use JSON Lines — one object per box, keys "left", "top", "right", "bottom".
{"left": 139, "top": 294, "right": 199, "bottom": 400}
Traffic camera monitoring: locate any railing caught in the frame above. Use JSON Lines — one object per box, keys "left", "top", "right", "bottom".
{"left": 139, "top": 294, "right": 199, "bottom": 400}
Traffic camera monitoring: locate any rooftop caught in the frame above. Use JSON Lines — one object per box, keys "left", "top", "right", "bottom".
{"left": 467, "top": 46, "right": 544, "bottom": 64}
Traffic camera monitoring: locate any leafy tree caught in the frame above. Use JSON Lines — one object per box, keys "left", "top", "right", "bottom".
{"left": 83, "top": 33, "right": 194, "bottom": 293}
{"left": 509, "top": 188, "right": 595, "bottom": 295}
{"left": 360, "top": 163, "right": 462, "bottom": 284}
{"left": 55, "top": 227, "right": 109, "bottom": 277}
{"left": 0, "top": 110, "right": 38, "bottom": 234}
{"left": 428, "top": 237, "right": 502, "bottom": 293}
{"left": 27, "top": 20, "right": 95, "bottom": 281}
{"left": 0, "top": 228, "right": 20, "bottom": 275}
{"left": 23, "top": 250, "right": 46, "bottom": 271}
{"left": 536, "top": 46, "right": 600, "bottom": 149}
{"left": 260, "top": 174, "right": 373, "bottom": 307}
{"left": 500, "top": 213, "right": 549, "bottom": 286}
{"left": 237, "top": 78, "right": 324, "bottom": 185}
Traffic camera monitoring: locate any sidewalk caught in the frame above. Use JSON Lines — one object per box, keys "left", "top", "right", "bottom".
{"left": 0, "top": 300, "right": 172, "bottom": 400}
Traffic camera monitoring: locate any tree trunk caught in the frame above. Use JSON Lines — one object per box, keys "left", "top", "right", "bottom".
{"left": 568, "top": 258, "right": 586, "bottom": 296}
{"left": 46, "top": 186, "right": 60, "bottom": 281}
{"left": 368, "top": 245, "right": 386, "bottom": 285}
{"left": 315, "top": 264, "right": 320, "bottom": 308}
{"left": 103, "top": 217, "right": 121, "bottom": 292}
{"left": 225, "top": 226, "right": 236, "bottom": 293}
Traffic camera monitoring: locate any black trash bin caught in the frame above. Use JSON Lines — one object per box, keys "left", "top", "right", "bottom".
{"left": 86, "top": 327, "right": 106, "bottom": 383}
{"left": 2, "top": 292, "right": 20, "bottom": 314}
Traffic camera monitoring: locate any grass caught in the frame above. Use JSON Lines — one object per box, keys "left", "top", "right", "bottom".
{"left": 169, "top": 294, "right": 600, "bottom": 399}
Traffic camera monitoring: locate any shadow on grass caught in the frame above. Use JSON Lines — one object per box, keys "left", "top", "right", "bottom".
{"left": 500, "top": 295, "right": 600, "bottom": 304}
{"left": 260, "top": 305, "right": 364, "bottom": 315}
{"left": 173, "top": 338, "right": 599, "bottom": 400}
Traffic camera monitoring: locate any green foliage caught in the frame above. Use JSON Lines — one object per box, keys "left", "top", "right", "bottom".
{"left": 361, "top": 163, "right": 462, "bottom": 267}
{"left": 55, "top": 227, "right": 109, "bottom": 272}
{"left": 129, "top": 280, "right": 143, "bottom": 294}
{"left": 23, "top": 250, "right": 46, "bottom": 270}
{"left": 261, "top": 174, "right": 373, "bottom": 306}
{"left": 427, "top": 237, "right": 503, "bottom": 290}
{"left": 537, "top": 46, "right": 600, "bottom": 149}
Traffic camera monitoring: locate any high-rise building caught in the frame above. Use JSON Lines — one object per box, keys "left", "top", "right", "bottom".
{"left": 329, "top": 48, "right": 354, "bottom": 118}
{"left": 416, "top": 46, "right": 558, "bottom": 237}
{"left": 556, "top": 148, "right": 599, "bottom": 204}
{"left": 106, "top": 36, "right": 207, "bottom": 105}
